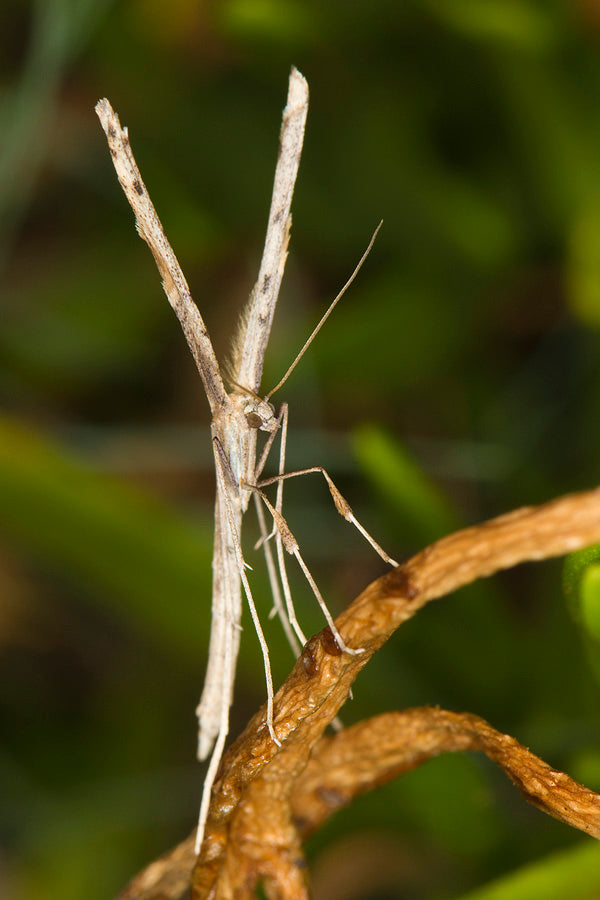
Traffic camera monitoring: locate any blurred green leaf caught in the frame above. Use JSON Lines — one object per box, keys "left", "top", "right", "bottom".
{"left": 495, "top": 61, "right": 600, "bottom": 230}
{"left": 567, "top": 205, "right": 600, "bottom": 328}
{"left": 219, "top": 0, "right": 315, "bottom": 44}
{"left": 423, "top": 0, "right": 557, "bottom": 50}
{"left": 0, "top": 0, "right": 115, "bottom": 263}
{"left": 353, "top": 422, "right": 459, "bottom": 545}
{"left": 395, "top": 754, "right": 500, "bottom": 857}
{"left": 563, "top": 545, "right": 600, "bottom": 681}
{"left": 2, "top": 241, "right": 166, "bottom": 395}
{"left": 0, "top": 414, "right": 212, "bottom": 657}
{"left": 570, "top": 747, "right": 600, "bottom": 793}
{"left": 581, "top": 565, "right": 600, "bottom": 643}
{"left": 456, "top": 840, "right": 600, "bottom": 900}
{"left": 563, "top": 544, "right": 600, "bottom": 631}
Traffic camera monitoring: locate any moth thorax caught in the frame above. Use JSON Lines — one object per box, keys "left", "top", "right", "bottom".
{"left": 245, "top": 398, "right": 278, "bottom": 433}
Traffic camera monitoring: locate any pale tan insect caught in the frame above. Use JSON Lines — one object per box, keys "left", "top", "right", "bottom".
{"left": 96, "top": 68, "right": 396, "bottom": 854}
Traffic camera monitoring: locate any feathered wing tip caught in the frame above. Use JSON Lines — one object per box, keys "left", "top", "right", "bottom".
{"left": 224, "top": 286, "right": 255, "bottom": 390}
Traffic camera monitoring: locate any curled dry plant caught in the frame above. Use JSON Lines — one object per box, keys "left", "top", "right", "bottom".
{"left": 116, "top": 486, "right": 600, "bottom": 900}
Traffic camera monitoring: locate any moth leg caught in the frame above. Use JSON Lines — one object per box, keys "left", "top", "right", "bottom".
{"left": 243, "top": 403, "right": 308, "bottom": 652}
{"left": 253, "top": 407, "right": 284, "bottom": 550}
{"left": 253, "top": 491, "right": 303, "bottom": 656}
{"left": 245, "top": 485, "right": 363, "bottom": 657}
{"left": 255, "top": 406, "right": 283, "bottom": 482}
{"left": 252, "top": 403, "right": 309, "bottom": 649}
{"left": 271, "top": 403, "right": 311, "bottom": 651}
{"left": 256, "top": 464, "right": 399, "bottom": 567}
{"left": 254, "top": 490, "right": 344, "bottom": 731}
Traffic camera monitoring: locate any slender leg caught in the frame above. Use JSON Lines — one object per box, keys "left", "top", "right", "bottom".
{"left": 253, "top": 492, "right": 302, "bottom": 656}
{"left": 260, "top": 403, "right": 309, "bottom": 648}
{"left": 245, "top": 425, "right": 397, "bottom": 655}
{"left": 275, "top": 528, "right": 308, "bottom": 649}
{"left": 255, "top": 410, "right": 283, "bottom": 481}
{"left": 244, "top": 404, "right": 309, "bottom": 649}
{"left": 253, "top": 402, "right": 286, "bottom": 545}
{"left": 256, "top": 465, "right": 399, "bottom": 567}
{"left": 248, "top": 487, "right": 363, "bottom": 656}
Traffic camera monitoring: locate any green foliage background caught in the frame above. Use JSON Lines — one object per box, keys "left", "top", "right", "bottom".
{"left": 2, "top": 1, "right": 600, "bottom": 898}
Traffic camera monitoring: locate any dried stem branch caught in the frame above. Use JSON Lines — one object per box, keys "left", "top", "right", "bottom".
{"left": 292, "top": 707, "right": 600, "bottom": 839}
{"left": 117, "top": 696, "right": 600, "bottom": 900}
{"left": 113, "top": 486, "right": 600, "bottom": 899}
{"left": 189, "top": 486, "right": 600, "bottom": 899}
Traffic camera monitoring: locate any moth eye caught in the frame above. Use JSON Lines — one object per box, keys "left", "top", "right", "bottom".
{"left": 246, "top": 412, "right": 263, "bottom": 429}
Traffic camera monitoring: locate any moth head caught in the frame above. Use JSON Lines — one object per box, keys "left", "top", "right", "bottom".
{"left": 244, "top": 397, "right": 278, "bottom": 433}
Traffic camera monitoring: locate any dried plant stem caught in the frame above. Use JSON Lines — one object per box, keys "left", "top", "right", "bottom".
{"left": 112, "top": 485, "right": 600, "bottom": 900}
{"left": 191, "top": 487, "right": 600, "bottom": 899}
{"left": 118, "top": 697, "right": 600, "bottom": 900}
{"left": 292, "top": 707, "right": 600, "bottom": 840}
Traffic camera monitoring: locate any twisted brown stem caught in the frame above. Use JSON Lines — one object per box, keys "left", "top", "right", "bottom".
{"left": 114, "top": 486, "right": 600, "bottom": 900}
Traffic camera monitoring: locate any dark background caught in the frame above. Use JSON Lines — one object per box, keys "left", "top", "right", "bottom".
{"left": 2, "top": 2, "right": 600, "bottom": 898}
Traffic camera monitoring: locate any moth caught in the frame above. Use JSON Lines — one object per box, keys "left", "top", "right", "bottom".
{"left": 96, "top": 68, "right": 395, "bottom": 853}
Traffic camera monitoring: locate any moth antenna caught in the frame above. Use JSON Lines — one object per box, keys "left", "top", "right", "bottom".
{"left": 265, "top": 220, "right": 383, "bottom": 401}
